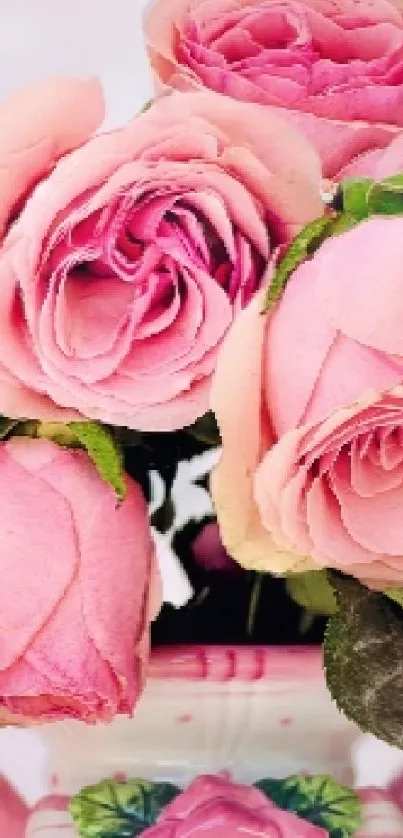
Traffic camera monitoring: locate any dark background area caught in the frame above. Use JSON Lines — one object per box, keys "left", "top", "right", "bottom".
{"left": 125, "top": 428, "right": 327, "bottom": 647}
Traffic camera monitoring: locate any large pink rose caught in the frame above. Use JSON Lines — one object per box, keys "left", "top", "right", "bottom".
{"left": 142, "top": 774, "right": 327, "bottom": 837}
{"left": 144, "top": 0, "right": 403, "bottom": 177}
{"left": 0, "top": 437, "right": 158, "bottom": 723}
{"left": 0, "top": 89, "right": 322, "bottom": 431}
{"left": 0, "top": 76, "right": 103, "bottom": 422}
{"left": 212, "top": 215, "right": 403, "bottom": 586}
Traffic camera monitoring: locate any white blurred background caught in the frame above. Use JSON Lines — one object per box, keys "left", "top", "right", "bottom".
{"left": 0, "top": 0, "right": 403, "bottom": 806}
{"left": 0, "top": 0, "right": 153, "bottom": 130}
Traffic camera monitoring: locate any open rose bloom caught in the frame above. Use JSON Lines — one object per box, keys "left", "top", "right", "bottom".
{"left": 144, "top": 0, "right": 403, "bottom": 177}
{"left": 0, "top": 86, "right": 321, "bottom": 431}
{"left": 212, "top": 214, "right": 403, "bottom": 587}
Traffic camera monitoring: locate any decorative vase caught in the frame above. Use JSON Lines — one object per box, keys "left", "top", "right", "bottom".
{"left": 40, "top": 645, "right": 359, "bottom": 797}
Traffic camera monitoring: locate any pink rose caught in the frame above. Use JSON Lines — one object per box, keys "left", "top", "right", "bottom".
{"left": 0, "top": 437, "right": 158, "bottom": 722}
{"left": 0, "top": 76, "right": 103, "bottom": 423}
{"left": 142, "top": 774, "right": 328, "bottom": 837}
{"left": 212, "top": 216, "right": 403, "bottom": 586}
{"left": 0, "top": 775, "right": 28, "bottom": 838}
{"left": 0, "top": 89, "right": 322, "bottom": 431}
{"left": 144, "top": 0, "right": 403, "bottom": 177}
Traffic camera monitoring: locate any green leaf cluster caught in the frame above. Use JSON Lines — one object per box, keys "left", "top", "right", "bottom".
{"left": 70, "top": 778, "right": 180, "bottom": 838}
{"left": 256, "top": 773, "right": 361, "bottom": 838}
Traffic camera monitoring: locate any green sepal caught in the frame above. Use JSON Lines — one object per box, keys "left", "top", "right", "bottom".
{"left": 341, "top": 173, "right": 403, "bottom": 220}
{"left": 262, "top": 212, "right": 357, "bottom": 313}
{"left": 262, "top": 169, "right": 403, "bottom": 313}
{"left": 68, "top": 422, "right": 127, "bottom": 501}
{"left": 262, "top": 215, "right": 334, "bottom": 312}
{"left": 255, "top": 774, "right": 361, "bottom": 838}
{"left": 69, "top": 777, "right": 180, "bottom": 838}
{"left": 286, "top": 569, "right": 338, "bottom": 617}
{"left": 324, "top": 572, "right": 403, "bottom": 749}
{"left": 341, "top": 179, "right": 373, "bottom": 220}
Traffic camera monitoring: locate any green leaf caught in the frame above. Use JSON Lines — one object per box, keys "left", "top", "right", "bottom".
{"left": 256, "top": 774, "right": 361, "bottom": 838}
{"left": 69, "top": 778, "right": 180, "bottom": 838}
{"left": 286, "top": 570, "right": 338, "bottom": 617}
{"left": 68, "top": 422, "right": 126, "bottom": 501}
{"left": 324, "top": 572, "right": 403, "bottom": 749}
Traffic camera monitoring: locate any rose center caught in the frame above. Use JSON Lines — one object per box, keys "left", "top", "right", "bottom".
{"left": 42, "top": 190, "right": 265, "bottom": 361}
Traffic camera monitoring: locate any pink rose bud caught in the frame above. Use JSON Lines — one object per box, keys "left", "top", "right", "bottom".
{"left": 0, "top": 437, "right": 158, "bottom": 723}
{"left": 0, "top": 86, "right": 322, "bottom": 432}
{"left": 192, "top": 521, "right": 239, "bottom": 572}
{"left": 142, "top": 774, "right": 328, "bottom": 837}
{"left": 144, "top": 0, "right": 403, "bottom": 178}
{"left": 212, "top": 215, "right": 403, "bottom": 586}
{"left": 0, "top": 775, "right": 28, "bottom": 838}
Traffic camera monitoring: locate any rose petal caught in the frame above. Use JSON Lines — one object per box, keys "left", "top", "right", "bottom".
{"left": 0, "top": 441, "right": 78, "bottom": 670}
{"left": 266, "top": 258, "right": 337, "bottom": 435}
{"left": 316, "top": 217, "right": 403, "bottom": 356}
{"left": 211, "top": 292, "right": 311, "bottom": 572}
{"left": 0, "top": 76, "right": 104, "bottom": 237}
{"left": 332, "top": 452, "right": 403, "bottom": 555}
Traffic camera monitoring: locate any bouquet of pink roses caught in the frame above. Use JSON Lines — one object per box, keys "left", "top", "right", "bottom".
{"left": 2, "top": 0, "right": 403, "bottom": 766}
